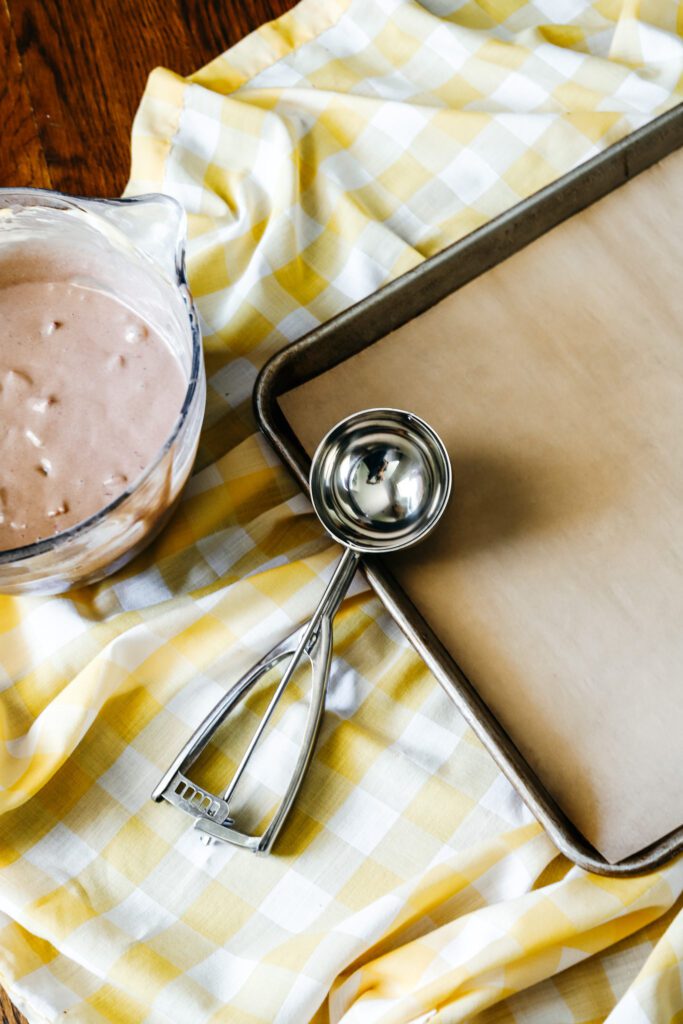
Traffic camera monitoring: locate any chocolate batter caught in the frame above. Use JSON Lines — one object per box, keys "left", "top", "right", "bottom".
{"left": 0, "top": 279, "right": 187, "bottom": 550}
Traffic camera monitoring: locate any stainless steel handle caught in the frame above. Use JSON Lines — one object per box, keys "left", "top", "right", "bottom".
{"left": 153, "top": 548, "right": 360, "bottom": 853}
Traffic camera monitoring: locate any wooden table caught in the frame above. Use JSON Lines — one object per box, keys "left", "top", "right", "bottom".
{"left": 0, "top": 1, "right": 297, "bottom": 1020}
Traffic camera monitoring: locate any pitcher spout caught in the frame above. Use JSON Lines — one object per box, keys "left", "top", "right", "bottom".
{"left": 84, "top": 193, "right": 187, "bottom": 285}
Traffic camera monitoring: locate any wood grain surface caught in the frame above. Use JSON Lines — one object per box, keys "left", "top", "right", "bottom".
{"left": 0, "top": 1, "right": 298, "bottom": 1020}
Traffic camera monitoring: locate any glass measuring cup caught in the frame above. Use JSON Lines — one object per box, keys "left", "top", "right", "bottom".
{"left": 0, "top": 188, "right": 205, "bottom": 595}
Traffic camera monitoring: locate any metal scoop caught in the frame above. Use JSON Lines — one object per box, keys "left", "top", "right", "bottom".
{"left": 153, "top": 409, "right": 451, "bottom": 853}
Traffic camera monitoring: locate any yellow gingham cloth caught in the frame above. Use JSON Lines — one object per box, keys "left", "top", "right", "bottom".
{"left": 2, "top": 2, "right": 683, "bottom": 1021}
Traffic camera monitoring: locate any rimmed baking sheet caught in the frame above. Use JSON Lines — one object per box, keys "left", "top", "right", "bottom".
{"left": 255, "top": 104, "right": 683, "bottom": 875}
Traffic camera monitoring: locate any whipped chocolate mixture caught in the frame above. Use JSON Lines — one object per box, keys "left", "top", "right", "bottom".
{"left": 0, "top": 279, "right": 187, "bottom": 550}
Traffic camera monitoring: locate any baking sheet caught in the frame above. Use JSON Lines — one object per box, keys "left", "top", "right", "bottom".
{"left": 278, "top": 146, "right": 683, "bottom": 865}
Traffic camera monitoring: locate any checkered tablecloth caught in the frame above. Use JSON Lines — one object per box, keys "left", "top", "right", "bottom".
{"left": 2, "top": 2, "right": 683, "bottom": 1021}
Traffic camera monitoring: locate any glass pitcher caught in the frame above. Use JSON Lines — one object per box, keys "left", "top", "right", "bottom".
{"left": 0, "top": 189, "right": 205, "bottom": 595}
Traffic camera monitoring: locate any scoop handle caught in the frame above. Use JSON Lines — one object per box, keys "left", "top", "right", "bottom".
{"left": 153, "top": 548, "right": 360, "bottom": 853}
{"left": 154, "top": 616, "right": 332, "bottom": 853}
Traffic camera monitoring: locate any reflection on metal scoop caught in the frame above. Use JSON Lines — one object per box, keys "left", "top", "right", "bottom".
{"left": 153, "top": 409, "right": 452, "bottom": 853}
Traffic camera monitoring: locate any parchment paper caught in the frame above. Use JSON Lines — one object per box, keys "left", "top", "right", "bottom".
{"left": 279, "top": 147, "right": 683, "bottom": 864}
